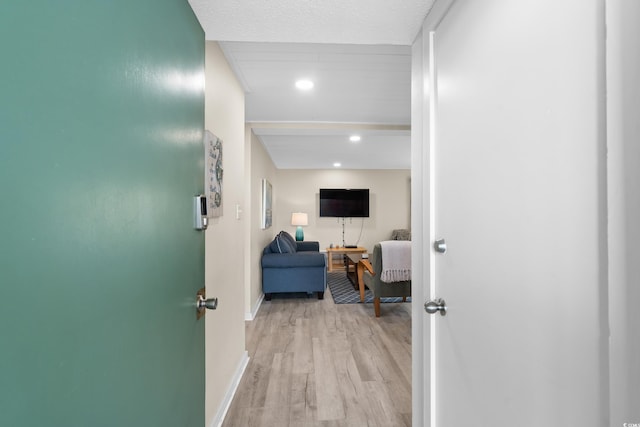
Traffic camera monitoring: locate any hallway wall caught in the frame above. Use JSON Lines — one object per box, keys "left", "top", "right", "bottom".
{"left": 246, "top": 129, "right": 278, "bottom": 318}
{"left": 203, "top": 42, "right": 247, "bottom": 426}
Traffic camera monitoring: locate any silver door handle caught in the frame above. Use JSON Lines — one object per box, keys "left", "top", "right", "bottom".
{"left": 434, "top": 239, "right": 447, "bottom": 253}
{"left": 196, "top": 288, "right": 218, "bottom": 320}
{"left": 197, "top": 295, "right": 218, "bottom": 310}
{"left": 424, "top": 298, "right": 447, "bottom": 316}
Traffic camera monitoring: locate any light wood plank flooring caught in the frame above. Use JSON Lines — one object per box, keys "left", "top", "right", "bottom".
{"left": 222, "top": 286, "right": 412, "bottom": 427}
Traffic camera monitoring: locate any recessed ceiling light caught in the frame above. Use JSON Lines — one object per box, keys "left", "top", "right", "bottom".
{"left": 295, "top": 79, "right": 314, "bottom": 90}
{"left": 333, "top": 162, "right": 342, "bottom": 168}
{"left": 349, "top": 135, "right": 361, "bottom": 142}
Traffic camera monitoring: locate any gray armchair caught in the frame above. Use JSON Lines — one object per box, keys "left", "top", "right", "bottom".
{"left": 390, "top": 229, "right": 411, "bottom": 241}
{"left": 362, "top": 242, "right": 411, "bottom": 317}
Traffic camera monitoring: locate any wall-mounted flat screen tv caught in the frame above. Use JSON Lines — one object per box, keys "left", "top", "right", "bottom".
{"left": 319, "top": 188, "right": 370, "bottom": 218}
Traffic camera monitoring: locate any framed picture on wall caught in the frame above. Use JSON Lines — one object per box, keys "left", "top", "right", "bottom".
{"left": 204, "top": 130, "right": 223, "bottom": 218}
{"left": 261, "top": 179, "right": 272, "bottom": 229}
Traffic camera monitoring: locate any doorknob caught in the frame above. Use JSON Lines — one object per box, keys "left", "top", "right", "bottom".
{"left": 434, "top": 239, "right": 447, "bottom": 253}
{"left": 197, "top": 295, "right": 218, "bottom": 310}
{"left": 196, "top": 288, "right": 218, "bottom": 319}
{"left": 424, "top": 298, "right": 447, "bottom": 316}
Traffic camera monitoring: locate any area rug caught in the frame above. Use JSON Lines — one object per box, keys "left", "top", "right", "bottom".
{"left": 327, "top": 272, "right": 411, "bottom": 304}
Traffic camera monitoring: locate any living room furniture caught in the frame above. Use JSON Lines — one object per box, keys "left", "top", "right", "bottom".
{"left": 344, "top": 253, "right": 374, "bottom": 302}
{"left": 360, "top": 242, "right": 411, "bottom": 317}
{"left": 390, "top": 228, "right": 411, "bottom": 241}
{"left": 325, "top": 246, "right": 367, "bottom": 272}
{"left": 344, "top": 253, "right": 364, "bottom": 288}
{"left": 262, "top": 231, "right": 327, "bottom": 300}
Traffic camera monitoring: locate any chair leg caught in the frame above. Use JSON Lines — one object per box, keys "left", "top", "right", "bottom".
{"left": 374, "top": 297, "right": 381, "bottom": 317}
{"left": 402, "top": 296, "right": 407, "bottom": 302}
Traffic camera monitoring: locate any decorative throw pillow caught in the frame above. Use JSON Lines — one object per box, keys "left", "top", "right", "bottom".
{"left": 269, "top": 233, "right": 295, "bottom": 254}
{"left": 279, "top": 231, "right": 297, "bottom": 253}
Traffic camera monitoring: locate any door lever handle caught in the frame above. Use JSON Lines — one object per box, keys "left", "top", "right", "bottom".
{"left": 424, "top": 298, "right": 447, "bottom": 316}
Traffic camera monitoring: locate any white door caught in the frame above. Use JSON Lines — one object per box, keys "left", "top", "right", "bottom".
{"left": 414, "top": 1, "right": 608, "bottom": 425}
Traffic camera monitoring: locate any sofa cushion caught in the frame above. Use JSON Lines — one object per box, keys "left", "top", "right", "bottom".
{"left": 268, "top": 233, "right": 296, "bottom": 254}
{"left": 262, "top": 252, "right": 326, "bottom": 268}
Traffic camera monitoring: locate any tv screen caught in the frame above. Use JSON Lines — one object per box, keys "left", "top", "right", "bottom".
{"left": 319, "top": 189, "right": 370, "bottom": 218}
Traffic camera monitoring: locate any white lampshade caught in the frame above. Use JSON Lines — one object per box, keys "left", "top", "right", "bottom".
{"left": 291, "top": 212, "right": 308, "bottom": 226}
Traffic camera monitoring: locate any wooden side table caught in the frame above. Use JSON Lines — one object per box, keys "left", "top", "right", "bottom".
{"left": 325, "top": 246, "right": 367, "bottom": 272}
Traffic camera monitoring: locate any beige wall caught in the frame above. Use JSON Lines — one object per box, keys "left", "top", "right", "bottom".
{"left": 246, "top": 129, "right": 278, "bottom": 318}
{"left": 203, "top": 41, "right": 247, "bottom": 425}
{"left": 275, "top": 169, "right": 411, "bottom": 250}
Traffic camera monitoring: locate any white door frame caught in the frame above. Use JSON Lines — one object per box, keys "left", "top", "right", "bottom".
{"left": 410, "top": 2, "right": 454, "bottom": 426}
{"left": 605, "top": 0, "right": 640, "bottom": 424}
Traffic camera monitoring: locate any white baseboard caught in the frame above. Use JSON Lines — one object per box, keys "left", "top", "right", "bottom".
{"left": 245, "top": 293, "right": 264, "bottom": 321}
{"left": 209, "top": 351, "right": 249, "bottom": 427}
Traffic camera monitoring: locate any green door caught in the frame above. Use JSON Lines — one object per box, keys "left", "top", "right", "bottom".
{"left": 0, "top": 2, "right": 205, "bottom": 426}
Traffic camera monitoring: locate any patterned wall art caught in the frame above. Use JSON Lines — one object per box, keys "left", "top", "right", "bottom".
{"left": 261, "top": 178, "right": 272, "bottom": 229}
{"left": 205, "top": 130, "right": 223, "bottom": 218}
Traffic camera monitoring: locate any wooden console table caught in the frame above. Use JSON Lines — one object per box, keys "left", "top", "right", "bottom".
{"left": 325, "top": 246, "right": 367, "bottom": 272}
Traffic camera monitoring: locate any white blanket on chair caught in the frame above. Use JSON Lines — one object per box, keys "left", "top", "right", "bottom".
{"left": 380, "top": 240, "right": 411, "bottom": 282}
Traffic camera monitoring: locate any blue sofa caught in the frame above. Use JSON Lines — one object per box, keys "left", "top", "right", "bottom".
{"left": 261, "top": 231, "right": 327, "bottom": 300}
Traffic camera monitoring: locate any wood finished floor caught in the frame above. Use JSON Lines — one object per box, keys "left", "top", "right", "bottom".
{"left": 222, "top": 286, "right": 412, "bottom": 427}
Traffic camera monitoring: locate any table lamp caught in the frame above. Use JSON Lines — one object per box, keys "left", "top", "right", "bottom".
{"left": 291, "top": 212, "right": 308, "bottom": 241}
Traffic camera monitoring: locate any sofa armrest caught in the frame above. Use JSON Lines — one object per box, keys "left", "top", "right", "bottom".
{"left": 296, "top": 241, "right": 319, "bottom": 252}
{"left": 261, "top": 252, "right": 326, "bottom": 268}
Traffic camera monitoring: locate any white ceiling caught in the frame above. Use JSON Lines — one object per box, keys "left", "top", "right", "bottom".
{"left": 188, "top": 0, "right": 434, "bottom": 45}
{"left": 252, "top": 126, "right": 411, "bottom": 170}
{"left": 188, "top": 0, "right": 435, "bottom": 169}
